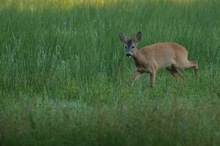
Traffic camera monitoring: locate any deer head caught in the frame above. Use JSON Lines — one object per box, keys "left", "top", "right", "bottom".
{"left": 119, "top": 31, "right": 142, "bottom": 57}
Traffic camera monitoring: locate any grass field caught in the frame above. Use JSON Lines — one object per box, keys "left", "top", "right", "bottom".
{"left": 0, "top": 0, "right": 220, "bottom": 145}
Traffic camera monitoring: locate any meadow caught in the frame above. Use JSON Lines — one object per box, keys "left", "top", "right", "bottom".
{"left": 0, "top": 0, "right": 220, "bottom": 145}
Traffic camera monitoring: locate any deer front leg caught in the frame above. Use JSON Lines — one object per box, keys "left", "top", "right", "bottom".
{"left": 131, "top": 71, "right": 142, "bottom": 86}
{"left": 149, "top": 71, "right": 156, "bottom": 88}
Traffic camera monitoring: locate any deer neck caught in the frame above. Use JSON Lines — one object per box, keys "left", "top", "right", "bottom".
{"left": 132, "top": 50, "right": 148, "bottom": 71}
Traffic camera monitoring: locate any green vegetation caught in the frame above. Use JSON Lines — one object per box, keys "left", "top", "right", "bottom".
{"left": 0, "top": 0, "right": 220, "bottom": 145}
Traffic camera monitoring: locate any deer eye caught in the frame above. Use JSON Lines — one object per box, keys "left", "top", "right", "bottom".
{"left": 132, "top": 46, "right": 135, "bottom": 48}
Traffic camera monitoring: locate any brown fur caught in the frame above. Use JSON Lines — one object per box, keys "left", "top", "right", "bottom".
{"left": 119, "top": 31, "right": 198, "bottom": 88}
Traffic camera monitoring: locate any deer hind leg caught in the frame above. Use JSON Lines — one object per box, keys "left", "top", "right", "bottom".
{"left": 190, "top": 61, "right": 198, "bottom": 79}
{"left": 177, "top": 60, "right": 198, "bottom": 79}
{"left": 166, "top": 65, "right": 185, "bottom": 80}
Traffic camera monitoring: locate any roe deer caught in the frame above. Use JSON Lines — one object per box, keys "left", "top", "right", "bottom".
{"left": 119, "top": 31, "right": 198, "bottom": 88}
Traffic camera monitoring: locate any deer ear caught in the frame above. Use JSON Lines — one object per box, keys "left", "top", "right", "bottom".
{"left": 119, "top": 33, "right": 127, "bottom": 43}
{"left": 134, "top": 31, "right": 142, "bottom": 43}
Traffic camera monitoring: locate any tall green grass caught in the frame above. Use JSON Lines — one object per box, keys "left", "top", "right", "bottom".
{"left": 0, "top": 0, "right": 220, "bottom": 145}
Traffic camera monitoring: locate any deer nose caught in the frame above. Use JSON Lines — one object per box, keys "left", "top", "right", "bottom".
{"left": 126, "top": 53, "right": 132, "bottom": 57}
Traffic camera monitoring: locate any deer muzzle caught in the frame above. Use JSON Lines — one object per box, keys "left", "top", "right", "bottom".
{"left": 126, "top": 53, "right": 132, "bottom": 57}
